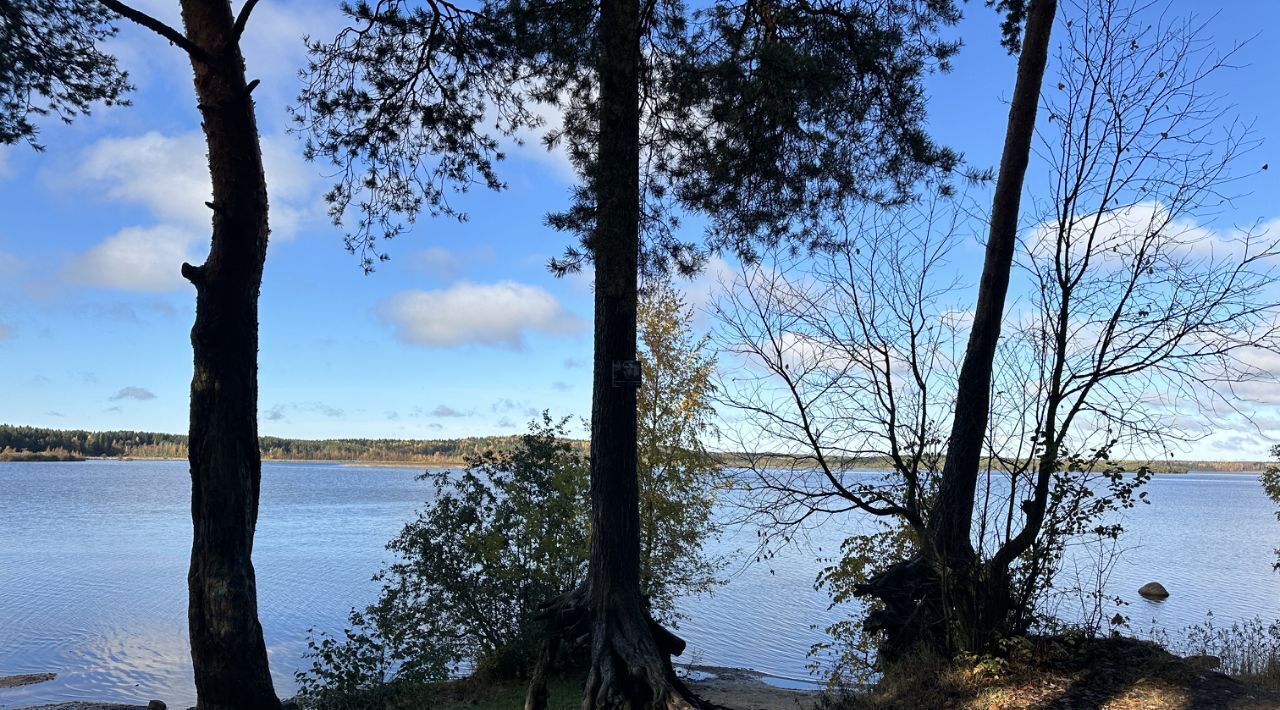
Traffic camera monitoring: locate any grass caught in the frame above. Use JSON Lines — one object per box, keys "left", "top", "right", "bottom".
{"left": 824, "top": 635, "right": 1280, "bottom": 709}
{"left": 1176, "top": 616, "right": 1280, "bottom": 691}
{"left": 411, "top": 673, "right": 584, "bottom": 710}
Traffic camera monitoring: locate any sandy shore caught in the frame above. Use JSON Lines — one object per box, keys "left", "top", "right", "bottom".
{"left": 3, "top": 668, "right": 817, "bottom": 710}
{"left": 686, "top": 666, "right": 819, "bottom": 709}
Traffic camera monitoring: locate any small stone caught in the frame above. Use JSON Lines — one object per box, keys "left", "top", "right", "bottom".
{"left": 1138, "top": 581, "right": 1170, "bottom": 598}
{"left": 147, "top": 701, "right": 167, "bottom": 710}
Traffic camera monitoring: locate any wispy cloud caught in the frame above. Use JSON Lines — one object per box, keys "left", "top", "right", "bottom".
{"left": 0, "top": 249, "right": 22, "bottom": 279}
{"left": 68, "top": 131, "right": 314, "bottom": 238}
{"left": 492, "top": 398, "right": 539, "bottom": 417}
{"left": 109, "top": 386, "right": 156, "bottom": 401}
{"left": 64, "top": 225, "right": 198, "bottom": 292}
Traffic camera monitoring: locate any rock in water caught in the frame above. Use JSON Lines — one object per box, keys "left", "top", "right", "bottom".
{"left": 0, "top": 672, "right": 56, "bottom": 688}
{"left": 1138, "top": 581, "right": 1170, "bottom": 598}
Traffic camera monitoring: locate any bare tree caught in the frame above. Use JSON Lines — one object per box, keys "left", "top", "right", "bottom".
{"left": 715, "top": 0, "right": 1280, "bottom": 663}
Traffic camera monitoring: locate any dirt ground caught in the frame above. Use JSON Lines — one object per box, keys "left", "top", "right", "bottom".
{"left": 686, "top": 666, "right": 819, "bottom": 710}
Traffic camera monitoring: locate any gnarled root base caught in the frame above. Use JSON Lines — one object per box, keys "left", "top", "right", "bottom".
{"left": 855, "top": 553, "right": 1019, "bottom": 663}
{"left": 525, "top": 586, "right": 723, "bottom": 710}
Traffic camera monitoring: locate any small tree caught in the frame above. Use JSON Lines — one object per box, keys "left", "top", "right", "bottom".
{"left": 299, "top": 283, "right": 725, "bottom": 704}
{"left": 1264, "top": 445, "right": 1280, "bottom": 571}
{"left": 637, "top": 280, "right": 725, "bottom": 623}
{"left": 296, "top": 414, "right": 590, "bottom": 708}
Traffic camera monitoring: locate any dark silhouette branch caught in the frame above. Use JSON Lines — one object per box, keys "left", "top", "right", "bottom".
{"left": 232, "top": 0, "right": 259, "bottom": 39}
{"left": 97, "top": 0, "right": 211, "bottom": 62}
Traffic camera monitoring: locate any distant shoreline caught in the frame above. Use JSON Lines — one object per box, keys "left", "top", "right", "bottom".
{"left": 0, "top": 453, "right": 1266, "bottom": 475}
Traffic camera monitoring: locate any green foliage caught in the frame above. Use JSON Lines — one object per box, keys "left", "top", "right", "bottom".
{"left": 1010, "top": 443, "right": 1152, "bottom": 636}
{"left": 297, "top": 286, "right": 725, "bottom": 703}
{"left": 0, "top": 0, "right": 131, "bottom": 148}
{"left": 1264, "top": 445, "right": 1280, "bottom": 571}
{"left": 637, "top": 280, "right": 726, "bottom": 622}
{"left": 812, "top": 523, "right": 920, "bottom": 689}
{"left": 296, "top": 414, "right": 589, "bottom": 706}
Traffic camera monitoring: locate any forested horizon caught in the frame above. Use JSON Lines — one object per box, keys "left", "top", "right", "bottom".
{"left": 0, "top": 423, "right": 586, "bottom": 464}
{"left": 0, "top": 423, "right": 1268, "bottom": 473}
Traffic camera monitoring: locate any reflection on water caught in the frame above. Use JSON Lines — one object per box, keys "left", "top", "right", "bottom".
{"left": 1, "top": 461, "right": 1277, "bottom": 706}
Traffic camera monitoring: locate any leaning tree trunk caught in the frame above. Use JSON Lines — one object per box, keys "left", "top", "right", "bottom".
{"left": 177, "top": 1, "right": 279, "bottom": 707}
{"left": 856, "top": 0, "right": 1058, "bottom": 661}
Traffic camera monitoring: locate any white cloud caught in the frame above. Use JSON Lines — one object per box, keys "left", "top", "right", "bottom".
{"left": 75, "top": 132, "right": 213, "bottom": 228}
{"left": 677, "top": 255, "right": 736, "bottom": 313}
{"left": 72, "top": 131, "right": 314, "bottom": 239}
{"left": 1025, "top": 201, "right": 1277, "bottom": 268}
{"left": 62, "top": 129, "right": 319, "bottom": 293}
{"left": 378, "top": 281, "right": 584, "bottom": 348}
{"left": 64, "top": 225, "right": 199, "bottom": 292}
{"left": 506, "top": 98, "right": 577, "bottom": 182}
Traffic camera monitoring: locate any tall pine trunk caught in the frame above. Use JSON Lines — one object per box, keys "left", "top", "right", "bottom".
{"left": 579, "top": 0, "right": 695, "bottom": 706}
{"left": 178, "top": 1, "right": 279, "bottom": 706}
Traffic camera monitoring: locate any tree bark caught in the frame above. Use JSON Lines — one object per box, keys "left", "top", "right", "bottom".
{"left": 856, "top": 0, "right": 1058, "bottom": 660}
{"left": 177, "top": 1, "right": 279, "bottom": 707}
{"left": 573, "top": 0, "right": 698, "bottom": 706}
{"left": 929, "top": 0, "right": 1057, "bottom": 560}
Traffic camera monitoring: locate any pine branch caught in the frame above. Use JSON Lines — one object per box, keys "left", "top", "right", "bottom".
{"left": 98, "top": 0, "right": 211, "bottom": 63}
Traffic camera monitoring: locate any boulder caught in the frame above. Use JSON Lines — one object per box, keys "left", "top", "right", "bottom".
{"left": 1138, "top": 581, "right": 1170, "bottom": 598}
{"left": 146, "top": 702, "right": 166, "bottom": 710}
{"left": 1185, "top": 654, "right": 1222, "bottom": 670}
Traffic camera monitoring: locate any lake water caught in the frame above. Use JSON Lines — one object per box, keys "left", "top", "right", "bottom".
{"left": 1, "top": 460, "right": 1277, "bottom": 707}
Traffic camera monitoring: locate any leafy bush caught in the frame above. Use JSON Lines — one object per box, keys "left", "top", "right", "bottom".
{"left": 296, "top": 414, "right": 590, "bottom": 706}
{"left": 297, "top": 282, "right": 725, "bottom": 705}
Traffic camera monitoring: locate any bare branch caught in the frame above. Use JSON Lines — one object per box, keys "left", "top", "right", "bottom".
{"left": 233, "top": 0, "right": 259, "bottom": 39}
{"left": 97, "top": 0, "right": 210, "bottom": 63}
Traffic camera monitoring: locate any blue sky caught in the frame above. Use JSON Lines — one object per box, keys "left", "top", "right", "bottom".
{"left": 0, "top": 0, "right": 1277, "bottom": 458}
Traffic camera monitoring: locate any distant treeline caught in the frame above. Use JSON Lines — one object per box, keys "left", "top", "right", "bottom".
{"left": 1, "top": 425, "right": 1266, "bottom": 471}
{"left": 715, "top": 452, "right": 1269, "bottom": 474}
{"left": 0, "top": 424, "right": 586, "bottom": 465}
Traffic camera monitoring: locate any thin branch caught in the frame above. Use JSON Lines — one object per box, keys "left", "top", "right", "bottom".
{"left": 98, "top": 0, "right": 211, "bottom": 62}
{"left": 233, "top": 0, "right": 260, "bottom": 40}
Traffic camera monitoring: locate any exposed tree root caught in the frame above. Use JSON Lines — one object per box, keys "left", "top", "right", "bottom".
{"left": 856, "top": 552, "right": 1024, "bottom": 662}
{"left": 525, "top": 586, "right": 725, "bottom": 710}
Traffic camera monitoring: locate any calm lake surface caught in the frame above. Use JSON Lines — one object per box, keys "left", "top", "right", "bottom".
{"left": 1, "top": 460, "right": 1277, "bottom": 706}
